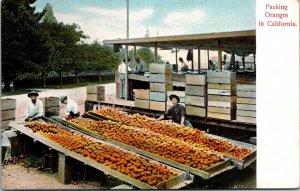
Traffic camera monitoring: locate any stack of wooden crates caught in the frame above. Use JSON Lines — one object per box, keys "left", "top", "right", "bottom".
{"left": 134, "top": 89, "right": 150, "bottom": 109}
{"left": 40, "top": 97, "right": 60, "bottom": 117}
{"left": 149, "top": 64, "right": 172, "bottom": 112}
{"left": 236, "top": 84, "right": 256, "bottom": 124}
{"left": 207, "top": 71, "right": 236, "bottom": 120}
{"left": 185, "top": 74, "right": 207, "bottom": 117}
{"left": 166, "top": 91, "right": 185, "bottom": 109}
{"left": 86, "top": 85, "right": 105, "bottom": 102}
{"left": 1, "top": 98, "right": 16, "bottom": 130}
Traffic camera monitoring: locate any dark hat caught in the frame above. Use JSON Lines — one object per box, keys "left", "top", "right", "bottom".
{"left": 135, "top": 57, "right": 140, "bottom": 61}
{"left": 59, "top": 95, "right": 67, "bottom": 103}
{"left": 169, "top": 94, "right": 180, "bottom": 103}
{"left": 27, "top": 91, "right": 39, "bottom": 97}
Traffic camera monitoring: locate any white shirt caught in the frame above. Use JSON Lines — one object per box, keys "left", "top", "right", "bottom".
{"left": 118, "top": 62, "right": 131, "bottom": 74}
{"left": 26, "top": 99, "right": 43, "bottom": 118}
{"left": 65, "top": 99, "right": 79, "bottom": 116}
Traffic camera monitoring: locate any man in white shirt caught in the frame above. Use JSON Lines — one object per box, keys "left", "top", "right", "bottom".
{"left": 25, "top": 91, "right": 43, "bottom": 121}
{"left": 59, "top": 96, "right": 80, "bottom": 119}
{"left": 118, "top": 58, "right": 132, "bottom": 98}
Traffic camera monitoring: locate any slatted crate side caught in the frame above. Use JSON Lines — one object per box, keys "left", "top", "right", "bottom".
{"left": 149, "top": 64, "right": 172, "bottom": 74}
{"left": 45, "top": 106, "right": 60, "bottom": 117}
{"left": 185, "top": 85, "right": 206, "bottom": 96}
{"left": 186, "top": 105, "right": 206, "bottom": 117}
{"left": 1, "top": 119, "right": 13, "bottom": 130}
{"left": 207, "top": 71, "right": 236, "bottom": 78}
{"left": 208, "top": 95, "right": 236, "bottom": 102}
{"left": 186, "top": 74, "right": 206, "bottom": 85}
{"left": 236, "top": 110, "right": 256, "bottom": 117}
{"left": 207, "top": 83, "right": 232, "bottom": 90}
{"left": 207, "top": 101, "right": 235, "bottom": 108}
{"left": 40, "top": 97, "right": 59, "bottom": 108}
{"left": 133, "top": 89, "right": 150, "bottom": 100}
{"left": 207, "top": 88, "right": 236, "bottom": 96}
{"left": 1, "top": 110, "right": 16, "bottom": 121}
{"left": 237, "top": 91, "right": 256, "bottom": 98}
{"left": 236, "top": 116, "right": 256, "bottom": 124}
{"left": 185, "top": 96, "right": 206, "bottom": 107}
{"left": 236, "top": 97, "right": 256, "bottom": 105}
{"left": 149, "top": 74, "right": 172, "bottom": 83}
{"left": 150, "top": 82, "right": 173, "bottom": 92}
{"left": 116, "top": 83, "right": 121, "bottom": 99}
{"left": 207, "top": 106, "right": 235, "bottom": 115}
{"left": 237, "top": 84, "right": 256, "bottom": 92}
{"left": 1, "top": 98, "right": 16, "bottom": 111}
{"left": 86, "top": 86, "right": 105, "bottom": 94}
{"left": 150, "top": 101, "right": 166, "bottom": 111}
{"left": 150, "top": 92, "right": 167, "bottom": 102}
{"left": 167, "top": 91, "right": 185, "bottom": 98}
{"left": 237, "top": 104, "right": 256, "bottom": 111}
{"left": 207, "top": 112, "right": 236, "bottom": 120}
{"left": 207, "top": 75, "right": 236, "bottom": 84}
{"left": 135, "top": 99, "right": 150, "bottom": 109}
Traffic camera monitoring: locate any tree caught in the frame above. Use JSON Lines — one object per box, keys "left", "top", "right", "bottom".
{"left": 41, "top": 3, "right": 57, "bottom": 23}
{"left": 1, "top": 0, "right": 45, "bottom": 91}
{"left": 127, "top": 47, "right": 163, "bottom": 69}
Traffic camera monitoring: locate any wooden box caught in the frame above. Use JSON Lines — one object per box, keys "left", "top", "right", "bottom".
{"left": 207, "top": 112, "right": 235, "bottom": 120}
{"left": 149, "top": 74, "right": 172, "bottom": 83}
{"left": 208, "top": 106, "right": 235, "bottom": 115}
{"left": 185, "top": 85, "right": 206, "bottom": 96}
{"left": 236, "top": 110, "right": 256, "bottom": 117}
{"left": 133, "top": 89, "right": 149, "bottom": 100}
{"left": 86, "top": 94, "right": 105, "bottom": 102}
{"left": 186, "top": 105, "right": 206, "bottom": 117}
{"left": 86, "top": 86, "right": 105, "bottom": 94}
{"left": 208, "top": 83, "right": 233, "bottom": 90}
{"left": 149, "top": 64, "right": 172, "bottom": 74}
{"left": 237, "top": 84, "right": 256, "bottom": 92}
{"left": 1, "top": 98, "right": 16, "bottom": 111}
{"left": 40, "top": 97, "right": 59, "bottom": 107}
{"left": 236, "top": 116, "right": 256, "bottom": 124}
{"left": 45, "top": 106, "right": 60, "bottom": 116}
{"left": 150, "top": 92, "right": 166, "bottom": 102}
{"left": 208, "top": 95, "right": 236, "bottom": 103}
{"left": 1, "top": 110, "right": 15, "bottom": 121}
{"left": 185, "top": 96, "right": 206, "bottom": 107}
{"left": 135, "top": 99, "right": 149, "bottom": 109}
{"left": 237, "top": 104, "right": 256, "bottom": 111}
{"left": 186, "top": 74, "right": 206, "bottom": 85}
{"left": 236, "top": 97, "right": 256, "bottom": 105}
{"left": 150, "top": 101, "right": 166, "bottom": 111}
{"left": 150, "top": 83, "right": 173, "bottom": 92}
{"left": 207, "top": 71, "right": 236, "bottom": 84}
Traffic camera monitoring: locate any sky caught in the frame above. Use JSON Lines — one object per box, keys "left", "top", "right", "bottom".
{"left": 34, "top": 0, "right": 256, "bottom": 43}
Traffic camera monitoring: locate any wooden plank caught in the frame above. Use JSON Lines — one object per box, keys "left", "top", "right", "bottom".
{"left": 40, "top": 97, "right": 59, "bottom": 107}
{"left": 207, "top": 83, "right": 232, "bottom": 90}
{"left": 134, "top": 99, "right": 149, "bottom": 109}
{"left": 237, "top": 104, "right": 256, "bottom": 111}
{"left": 45, "top": 106, "right": 60, "bottom": 117}
{"left": 186, "top": 74, "right": 206, "bottom": 85}
{"left": 150, "top": 101, "right": 166, "bottom": 111}
{"left": 207, "top": 77, "right": 235, "bottom": 84}
{"left": 207, "top": 71, "right": 235, "bottom": 78}
{"left": 237, "top": 97, "right": 256, "bottom": 104}
{"left": 208, "top": 95, "right": 236, "bottom": 102}
{"left": 208, "top": 101, "right": 233, "bottom": 108}
{"left": 185, "top": 85, "right": 206, "bottom": 96}
{"left": 186, "top": 105, "right": 206, "bottom": 117}
{"left": 237, "top": 91, "right": 256, "bottom": 98}
{"left": 208, "top": 89, "right": 235, "bottom": 96}
{"left": 167, "top": 91, "right": 185, "bottom": 98}
{"left": 237, "top": 84, "right": 256, "bottom": 91}
{"left": 86, "top": 86, "right": 105, "bottom": 94}
{"left": 150, "top": 74, "right": 168, "bottom": 83}
{"left": 186, "top": 96, "right": 206, "bottom": 107}
{"left": 207, "top": 106, "right": 235, "bottom": 114}
{"left": 87, "top": 94, "right": 98, "bottom": 102}
{"left": 150, "top": 92, "right": 167, "bottom": 101}
{"left": 1, "top": 98, "right": 16, "bottom": 111}
{"left": 207, "top": 112, "right": 235, "bottom": 120}
{"left": 1, "top": 110, "right": 15, "bottom": 121}
{"left": 150, "top": 82, "right": 172, "bottom": 92}
{"left": 236, "top": 110, "right": 256, "bottom": 117}
{"left": 149, "top": 64, "right": 172, "bottom": 74}
{"left": 236, "top": 116, "right": 256, "bottom": 124}
{"left": 133, "top": 89, "right": 149, "bottom": 100}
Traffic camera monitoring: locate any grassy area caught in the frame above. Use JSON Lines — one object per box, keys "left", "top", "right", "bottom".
{"left": 1, "top": 80, "right": 114, "bottom": 97}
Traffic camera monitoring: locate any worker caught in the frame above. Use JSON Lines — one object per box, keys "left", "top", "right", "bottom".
{"left": 59, "top": 96, "right": 80, "bottom": 119}
{"left": 118, "top": 58, "right": 132, "bottom": 99}
{"left": 133, "top": 57, "right": 145, "bottom": 74}
{"left": 25, "top": 91, "right": 43, "bottom": 121}
{"left": 179, "top": 57, "right": 188, "bottom": 71}
{"left": 157, "top": 94, "right": 193, "bottom": 127}
{"left": 208, "top": 60, "right": 216, "bottom": 70}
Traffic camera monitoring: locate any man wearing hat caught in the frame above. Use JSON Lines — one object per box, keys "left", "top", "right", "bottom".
{"left": 157, "top": 94, "right": 193, "bottom": 127}
{"left": 59, "top": 96, "right": 80, "bottom": 119}
{"left": 25, "top": 91, "right": 43, "bottom": 121}
{"left": 133, "top": 57, "right": 145, "bottom": 74}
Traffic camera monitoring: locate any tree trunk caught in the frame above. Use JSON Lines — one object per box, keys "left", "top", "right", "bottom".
{"left": 59, "top": 71, "right": 63, "bottom": 88}
{"left": 42, "top": 71, "right": 46, "bottom": 88}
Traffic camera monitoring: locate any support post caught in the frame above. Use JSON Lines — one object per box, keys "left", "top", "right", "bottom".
{"left": 198, "top": 47, "right": 201, "bottom": 73}
{"left": 154, "top": 43, "right": 158, "bottom": 63}
{"left": 217, "top": 40, "right": 222, "bottom": 71}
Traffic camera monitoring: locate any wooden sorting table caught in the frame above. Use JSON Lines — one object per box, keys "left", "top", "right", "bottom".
{"left": 53, "top": 115, "right": 235, "bottom": 180}
{"left": 85, "top": 111, "right": 256, "bottom": 170}
{"left": 9, "top": 119, "right": 193, "bottom": 189}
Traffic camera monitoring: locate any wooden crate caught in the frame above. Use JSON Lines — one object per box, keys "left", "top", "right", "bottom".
{"left": 208, "top": 101, "right": 235, "bottom": 108}
{"left": 208, "top": 95, "right": 236, "bottom": 102}
{"left": 186, "top": 74, "right": 206, "bottom": 85}
{"left": 237, "top": 91, "right": 256, "bottom": 98}
{"left": 208, "top": 83, "right": 233, "bottom": 90}
{"left": 150, "top": 101, "right": 166, "bottom": 111}
{"left": 150, "top": 83, "right": 173, "bottom": 92}
{"left": 185, "top": 85, "right": 206, "bottom": 96}
{"left": 149, "top": 64, "right": 172, "bottom": 74}
{"left": 150, "top": 92, "right": 166, "bottom": 102}
{"left": 1, "top": 98, "right": 16, "bottom": 111}
{"left": 149, "top": 74, "right": 172, "bottom": 83}
{"left": 207, "top": 89, "right": 236, "bottom": 96}
{"left": 40, "top": 97, "right": 59, "bottom": 107}
{"left": 207, "top": 106, "right": 235, "bottom": 115}
{"left": 207, "top": 112, "right": 235, "bottom": 120}
{"left": 86, "top": 94, "right": 105, "bottom": 102}
{"left": 207, "top": 71, "right": 236, "bottom": 84}
{"left": 1, "top": 110, "right": 15, "bottom": 121}
{"left": 1, "top": 119, "right": 13, "bottom": 130}
{"left": 45, "top": 106, "right": 60, "bottom": 116}
{"left": 86, "top": 86, "right": 105, "bottom": 94}
{"left": 185, "top": 96, "right": 206, "bottom": 107}
{"left": 236, "top": 110, "right": 256, "bottom": 117}
{"left": 236, "top": 97, "right": 256, "bottom": 104}
{"left": 186, "top": 105, "right": 206, "bottom": 117}
{"left": 133, "top": 89, "right": 149, "bottom": 100}
{"left": 237, "top": 104, "right": 256, "bottom": 111}
{"left": 237, "top": 84, "right": 256, "bottom": 91}
{"left": 135, "top": 99, "right": 149, "bottom": 109}
{"left": 116, "top": 83, "right": 121, "bottom": 99}
{"left": 236, "top": 116, "right": 256, "bottom": 124}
